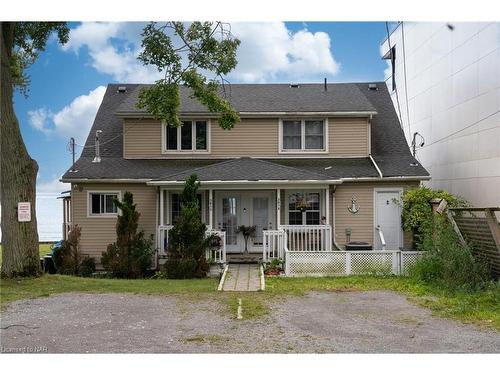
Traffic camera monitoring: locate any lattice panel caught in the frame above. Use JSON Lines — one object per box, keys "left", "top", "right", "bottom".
{"left": 400, "top": 251, "right": 424, "bottom": 275}
{"left": 349, "top": 252, "right": 393, "bottom": 275}
{"left": 286, "top": 251, "right": 346, "bottom": 276}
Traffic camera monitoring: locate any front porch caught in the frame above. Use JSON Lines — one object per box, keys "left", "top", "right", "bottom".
{"left": 156, "top": 185, "right": 335, "bottom": 264}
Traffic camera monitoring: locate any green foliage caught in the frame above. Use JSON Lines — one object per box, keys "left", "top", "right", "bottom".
{"left": 163, "top": 174, "right": 214, "bottom": 278}
{"left": 52, "top": 225, "right": 82, "bottom": 275}
{"left": 10, "top": 22, "right": 69, "bottom": 95}
{"left": 80, "top": 257, "right": 96, "bottom": 277}
{"left": 263, "top": 258, "right": 284, "bottom": 275}
{"left": 400, "top": 186, "right": 468, "bottom": 249}
{"left": 101, "top": 192, "right": 154, "bottom": 278}
{"left": 411, "top": 216, "right": 490, "bottom": 291}
{"left": 137, "top": 22, "right": 241, "bottom": 130}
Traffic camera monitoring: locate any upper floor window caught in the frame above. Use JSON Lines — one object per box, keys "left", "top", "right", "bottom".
{"left": 165, "top": 120, "right": 209, "bottom": 152}
{"left": 88, "top": 192, "right": 119, "bottom": 216}
{"left": 281, "top": 119, "right": 326, "bottom": 152}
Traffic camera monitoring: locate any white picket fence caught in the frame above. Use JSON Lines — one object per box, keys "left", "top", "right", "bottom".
{"left": 284, "top": 250, "right": 424, "bottom": 277}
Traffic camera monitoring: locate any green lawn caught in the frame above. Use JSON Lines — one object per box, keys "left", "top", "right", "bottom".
{"left": 1, "top": 272, "right": 498, "bottom": 331}
{"left": 0, "top": 243, "right": 53, "bottom": 267}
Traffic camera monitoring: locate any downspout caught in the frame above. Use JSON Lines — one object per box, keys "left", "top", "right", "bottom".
{"left": 369, "top": 154, "right": 383, "bottom": 179}
{"left": 331, "top": 186, "right": 343, "bottom": 251}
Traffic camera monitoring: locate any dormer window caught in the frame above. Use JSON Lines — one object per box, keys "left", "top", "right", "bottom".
{"left": 280, "top": 119, "right": 327, "bottom": 153}
{"left": 164, "top": 120, "right": 210, "bottom": 153}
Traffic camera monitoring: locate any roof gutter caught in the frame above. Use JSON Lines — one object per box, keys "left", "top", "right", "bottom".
{"left": 341, "top": 176, "right": 431, "bottom": 182}
{"left": 147, "top": 179, "right": 343, "bottom": 186}
{"left": 60, "top": 178, "right": 152, "bottom": 183}
{"left": 115, "top": 111, "right": 378, "bottom": 118}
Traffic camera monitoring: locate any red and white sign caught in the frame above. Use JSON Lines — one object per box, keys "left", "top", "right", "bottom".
{"left": 18, "top": 202, "right": 31, "bottom": 222}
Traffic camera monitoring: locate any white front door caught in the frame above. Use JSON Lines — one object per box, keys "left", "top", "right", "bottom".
{"left": 217, "top": 193, "right": 241, "bottom": 253}
{"left": 375, "top": 190, "right": 403, "bottom": 250}
{"left": 216, "top": 191, "right": 275, "bottom": 253}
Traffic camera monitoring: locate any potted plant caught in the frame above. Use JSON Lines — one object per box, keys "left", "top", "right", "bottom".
{"left": 237, "top": 225, "right": 256, "bottom": 254}
{"left": 264, "top": 258, "right": 284, "bottom": 276}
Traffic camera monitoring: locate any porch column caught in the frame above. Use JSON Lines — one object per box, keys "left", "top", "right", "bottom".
{"left": 159, "top": 188, "right": 164, "bottom": 226}
{"left": 276, "top": 188, "right": 281, "bottom": 228}
{"left": 208, "top": 189, "right": 213, "bottom": 229}
{"left": 325, "top": 187, "right": 330, "bottom": 225}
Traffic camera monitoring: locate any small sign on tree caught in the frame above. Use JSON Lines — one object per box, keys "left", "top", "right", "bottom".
{"left": 18, "top": 202, "right": 31, "bottom": 222}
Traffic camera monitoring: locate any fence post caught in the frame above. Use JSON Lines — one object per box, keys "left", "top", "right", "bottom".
{"left": 345, "top": 251, "right": 352, "bottom": 275}
{"left": 284, "top": 250, "right": 289, "bottom": 276}
{"left": 392, "top": 251, "right": 400, "bottom": 275}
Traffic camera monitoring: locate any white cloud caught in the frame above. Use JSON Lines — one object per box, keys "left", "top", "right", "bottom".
{"left": 28, "top": 86, "right": 106, "bottom": 144}
{"left": 37, "top": 177, "right": 69, "bottom": 197}
{"left": 62, "top": 22, "right": 341, "bottom": 84}
{"left": 230, "top": 22, "right": 340, "bottom": 83}
{"left": 62, "top": 22, "right": 161, "bottom": 83}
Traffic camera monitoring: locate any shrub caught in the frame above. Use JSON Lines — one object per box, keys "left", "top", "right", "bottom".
{"left": 400, "top": 186, "right": 468, "bottom": 250}
{"left": 411, "top": 214, "right": 490, "bottom": 291}
{"left": 101, "top": 192, "right": 155, "bottom": 278}
{"left": 163, "top": 174, "right": 215, "bottom": 278}
{"left": 80, "top": 257, "right": 96, "bottom": 277}
{"left": 52, "top": 225, "right": 83, "bottom": 275}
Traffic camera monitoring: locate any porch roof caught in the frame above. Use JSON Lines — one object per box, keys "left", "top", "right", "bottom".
{"left": 151, "top": 157, "right": 338, "bottom": 183}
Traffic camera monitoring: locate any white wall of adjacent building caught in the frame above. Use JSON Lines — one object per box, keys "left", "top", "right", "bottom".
{"left": 381, "top": 22, "right": 499, "bottom": 207}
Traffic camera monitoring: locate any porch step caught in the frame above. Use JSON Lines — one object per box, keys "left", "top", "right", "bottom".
{"left": 227, "top": 254, "right": 262, "bottom": 264}
{"left": 221, "top": 263, "right": 262, "bottom": 292}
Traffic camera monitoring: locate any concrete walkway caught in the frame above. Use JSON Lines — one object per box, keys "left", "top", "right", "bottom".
{"left": 222, "top": 263, "right": 261, "bottom": 291}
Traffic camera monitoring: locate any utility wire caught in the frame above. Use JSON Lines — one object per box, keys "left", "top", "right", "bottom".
{"left": 419, "top": 109, "right": 500, "bottom": 150}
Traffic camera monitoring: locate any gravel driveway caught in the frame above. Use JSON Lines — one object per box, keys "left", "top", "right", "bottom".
{"left": 1, "top": 291, "right": 499, "bottom": 353}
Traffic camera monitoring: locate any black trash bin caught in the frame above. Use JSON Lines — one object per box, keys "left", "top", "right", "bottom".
{"left": 43, "top": 255, "right": 57, "bottom": 274}
{"left": 345, "top": 241, "right": 372, "bottom": 251}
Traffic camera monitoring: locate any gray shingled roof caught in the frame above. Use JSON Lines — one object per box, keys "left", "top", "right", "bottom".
{"left": 154, "top": 157, "right": 335, "bottom": 182}
{"left": 116, "top": 83, "right": 377, "bottom": 115}
{"left": 63, "top": 82, "right": 429, "bottom": 181}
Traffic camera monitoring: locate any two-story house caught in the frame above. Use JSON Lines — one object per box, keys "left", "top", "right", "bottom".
{"left": 61, "top": 82, "right": 430, "bottom": 268}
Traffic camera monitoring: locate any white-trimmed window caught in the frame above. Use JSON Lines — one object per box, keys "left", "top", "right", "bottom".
{"left": 170, "top": 193, "right": 203, "bottom": 224}
{"left": 287, "top": 191, "right": 321, "bottom": 225}
{"left": 164, "top": 120, "right": 209, "bottom": 152}
{"left": 281, "top": 119, "right": 326, "bottom": 152}
{"left": 88, "top": 192, "right": 120, "bottom": 216}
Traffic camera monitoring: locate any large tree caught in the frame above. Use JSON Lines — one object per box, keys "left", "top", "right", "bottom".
{"left": 1, "top": 22, "right": 69, "bottom": 277}
{"left": 137, "top": 21, "right": 241, "bottom": 129}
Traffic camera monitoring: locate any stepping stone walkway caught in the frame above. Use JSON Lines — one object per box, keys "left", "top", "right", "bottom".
{"left": 222, "top": 263, "right": 262, "bottom": 291}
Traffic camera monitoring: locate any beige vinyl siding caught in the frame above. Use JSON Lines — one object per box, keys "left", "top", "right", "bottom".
{"left": 333, "top": 182, "right": 418, "bottom": 249}
{"left": 329, "top": 117, "right": 369, "bottom": 156}
{"left": 71, "top": 183, "right": 157, "bottom": 263}
{"left": 123, "top": 119, "right": 163, "bottom": 158}
{"left": 123, "top": 116, "right": 370, "bottom": 158}
{"left": 211, "top": 118, "right": 279, "bottom": 157}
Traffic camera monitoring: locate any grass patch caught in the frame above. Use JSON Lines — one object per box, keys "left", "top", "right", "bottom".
{"left": 266, "top": 276, "right": 500, "bottom": 330}
{"left": 181, "top": 334, "right": 225, "bottom": 345}
{"left": 0, "top": 243, "right": 53, "bottom": 267}
{"left": 0, "top": 274, "right": 217, "bottom": 308}
{"left": 221, "top": 293, "right": 270, "bottom": 320}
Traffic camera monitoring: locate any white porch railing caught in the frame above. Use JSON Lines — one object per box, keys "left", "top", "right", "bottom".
{"left": 280, "top": 225, "right": 332, "bottom": 252}
{"left": 262, "top": 230, "right": 287, "bottom": 261}
{"left": 205, "top": 229, "right": 227, "bottom": 264}
{"left": 284, "top": 250, "right": 424, "bottom": 277}
{"left": 62, "top": 222, "right": 72, "bottom": 240}
{"left": 157, "top": 225, "right": 226, "bottom": 264}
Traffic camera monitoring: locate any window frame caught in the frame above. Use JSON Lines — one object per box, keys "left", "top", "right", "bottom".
{"left": 285, "top": 190, "right": 322, "bottom": 226}
{"left": 162, "top": 119, "right": 211, "bottom": 154}
{"left": 279, "top": 118, "right": 328, "bottom": 153}
{"left": 87, "top": 191, "right": 121, "bottom": 218}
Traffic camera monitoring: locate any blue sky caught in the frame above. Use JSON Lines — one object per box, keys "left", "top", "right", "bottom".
{"left": 12, "top": 21, "right": 390, "bottom": 240}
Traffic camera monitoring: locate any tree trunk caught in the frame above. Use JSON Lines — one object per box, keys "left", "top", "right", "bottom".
{"left": 1, "top": 22, "right": 40, "bottom": 277}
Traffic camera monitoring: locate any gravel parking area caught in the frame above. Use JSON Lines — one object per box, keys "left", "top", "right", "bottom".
{"left": 1, "top": 291, "right": 499, "bottom": 353}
